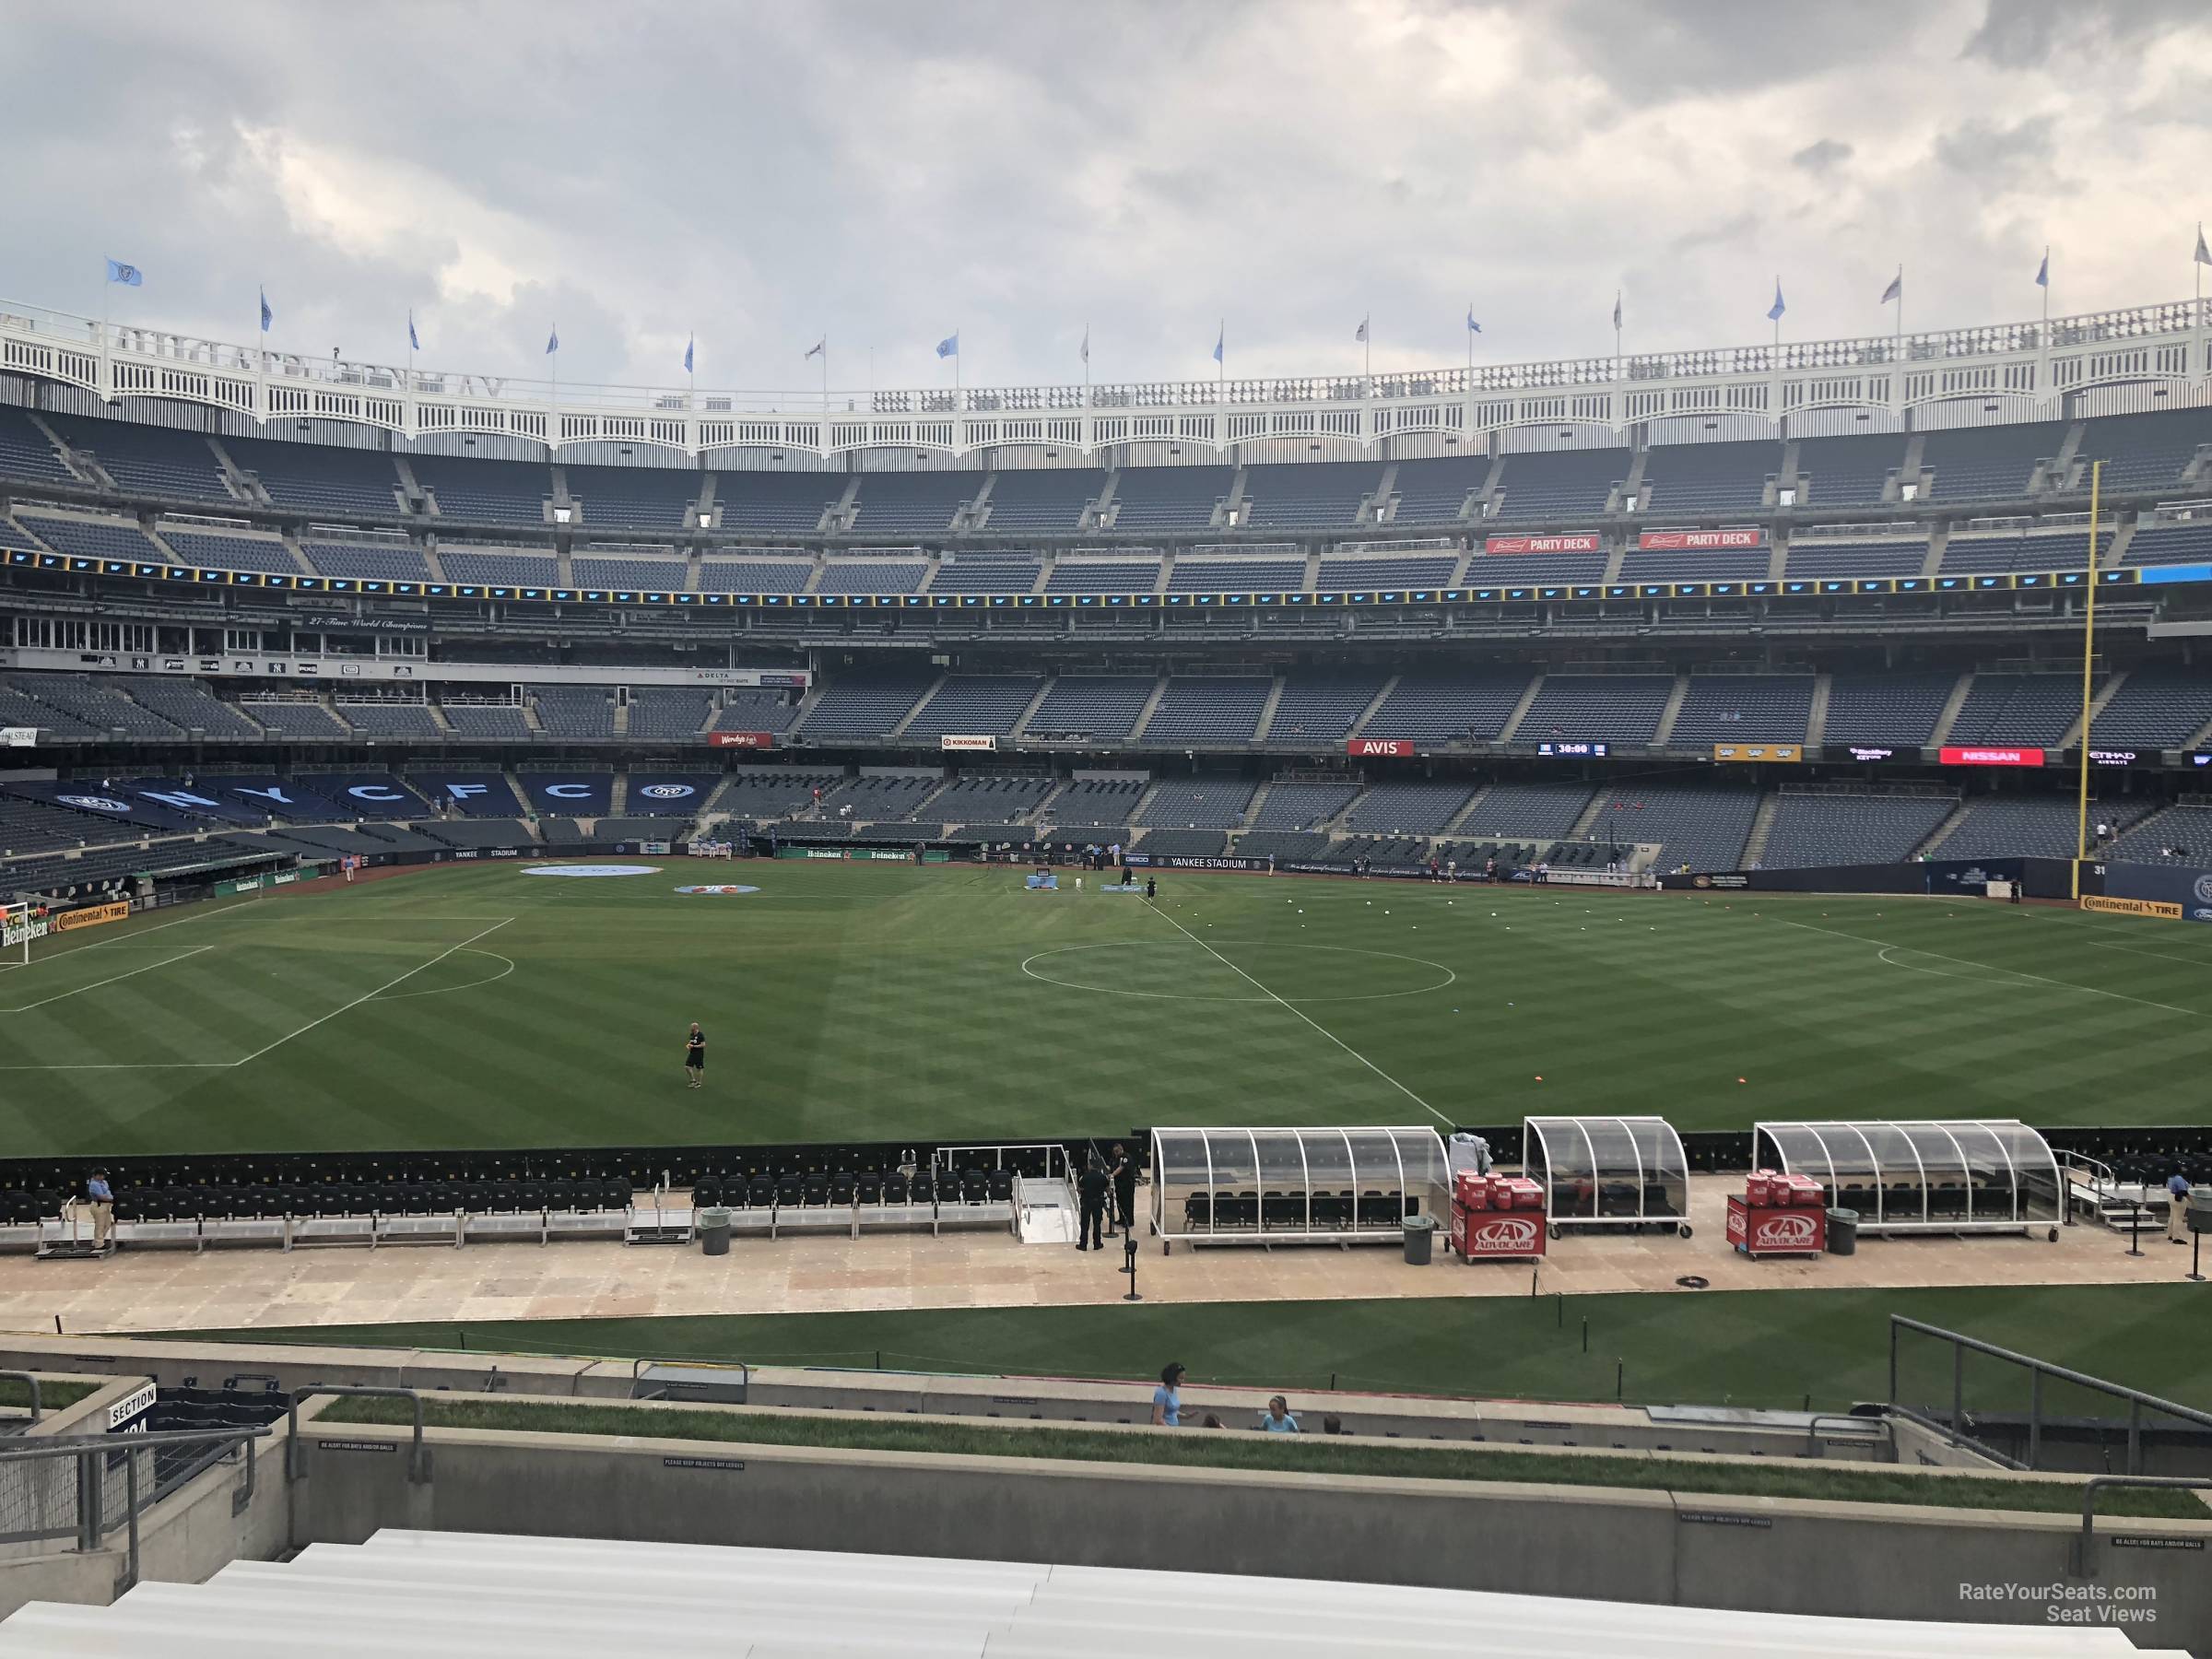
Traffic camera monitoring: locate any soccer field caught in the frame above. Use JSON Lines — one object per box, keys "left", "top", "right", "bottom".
{"left": 2, "top": 857, "right": 2209, "bottom": 1158}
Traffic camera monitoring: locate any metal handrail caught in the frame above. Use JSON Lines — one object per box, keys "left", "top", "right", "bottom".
{"left": 2073, "top": 1477, "right": 2212, "bottom": 1576}
{"left": 285, "top": 1386, "right": 430, "bottom": 1483}
{"left": 1804, "top": 1413, "right": 1888, "bottom": 1458}
{"left": 0, "top": 1371, "right": 41, "bottom": 1422}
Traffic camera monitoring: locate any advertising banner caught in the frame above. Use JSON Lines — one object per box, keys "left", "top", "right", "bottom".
{"left": 1727, "top": 1203, "right": 1825, "bottom": 1254}
{"left": 707, "top": 732, "right": 777, "bottom": 749}
{"left": 1939, "top": 746, "right": 2045, "bottom": 767}
{"left": 1, "top": 916, "right": 48, "bottom": 947}
{"left": 53, "top": 901, "right": 130, "bottom": 934}
{"left": 1347, "top": 738, "right": 1414, "bottom": 758}
{"left": 1484, "top": 533, "right": 1601, "bottom": 554}
{"left": 940, "top": 735, "right": 999, "bottom": 751}
{"left": 1638, "top": 529, "right": 1763, "bottom": 549}
{"left": 0, "top": 727, "right": 35, "bottom": 747}
{"left": 1459, "top": 1213, "right": 1547, "bottom": 1259}
{"left": 2080, "top": 894, "right": 2183, "bottom": 920}
{"left": 1712, "top": 743, "right": 1804, "bottom": 763}
{"left": 2100, "top": 864, "right": 2212, "bottom": 924}
{"left": 1686, "top": 858, "right": 2028, "bottom": 896}
{"left": 774, "top": 847, "right": 935, "bottom": 862}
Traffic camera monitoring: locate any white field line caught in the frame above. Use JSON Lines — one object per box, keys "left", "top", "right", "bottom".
{"left": 226, "top": 918, "right": 515, "bottom": 1067}
{"left": 0, "top": 917, "right": 515, "bottom": 1071}
{"left": 1145, "top": 901, "right": 1453, "bottom": 1126}
{"left": 0, "top": 947, "right": 215, "bottom": 1015}
{"left": 1775, "top": 916, "right": 2207, "bottom": 1021}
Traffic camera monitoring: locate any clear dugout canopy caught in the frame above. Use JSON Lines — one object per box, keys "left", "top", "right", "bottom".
{"left": 1524, "top": 1116, "right": 1689, "bottom": 1224}
{"left": 1149, "top": 1126, "right": 1450, "bottom": 1241}
{"left": 1752, "top": 1119, "right": 2062, "bottom": 1230}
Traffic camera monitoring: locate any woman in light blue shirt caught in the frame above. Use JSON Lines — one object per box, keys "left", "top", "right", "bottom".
{"left": 1150, "top": 1362, "right": 1187, "bottom": 1426}
{"left": 1259, "top": 1395, "right": 1300, "bottom": 1433}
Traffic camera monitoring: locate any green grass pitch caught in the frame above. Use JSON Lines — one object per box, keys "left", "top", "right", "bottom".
{"left": 4, "top": 856, "right": 2209, "bottom": 1158}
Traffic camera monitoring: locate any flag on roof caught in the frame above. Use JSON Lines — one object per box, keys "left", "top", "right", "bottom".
{"left": 408, "top": 312, "right": 420, "bottom": 351}
{"left": 1466, "top": 307, "right": 1480, "bottom": 335}
{"left": 1080, "top": 325, "right": 1089, "bottom": 364}
{"left": 2195, "top": 224, "right": 2209, "bottom": 266}
{"left": 1766, "top": 278, "right": 1785, "bottom": 323}
{"left": 683, "top": 335, "right": 694, "bottom": 374}
{"left": 259, "top": 288, "right": 272, "bottom": 334}
{"left": 104, "top": 258, "right": 142, "bottom": 288}
{"left": 1212, "top": 322, "right": 1224, "bottom": 364}
{"left": 805, "top": 337, "right": 824, "bottom": 359}
{"left": 1880, "top": 269, "right": 1901, "bottom": 304}
{"left": 1612, "top": 292, "right": 1622, "bottom": 332}
{"left": 1354, "top": 316, "right": 1369, "bottom": 343}
{"left": 2035, "top": 249, "right": 2049, "bottom": 288}
{"left": 546, "top": 325, "right": 559, "bottom": 354}
{"left": 935, "top": 332, "right": 959, "bottom": 359}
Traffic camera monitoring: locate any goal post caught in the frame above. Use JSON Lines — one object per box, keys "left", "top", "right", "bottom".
{"left": 0, "top": 901, "right": 44, "bottom": 967}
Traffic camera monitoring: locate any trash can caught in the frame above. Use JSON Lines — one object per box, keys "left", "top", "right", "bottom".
{"left": 1825, "top": 1207, "right": 1857, "bottom": 1257}
{"left": 1403, "top": 1215, "right": 1437, "bottom": 1266}
{"left": 699, "top": 1206, "right": 732, "bottom": 1256}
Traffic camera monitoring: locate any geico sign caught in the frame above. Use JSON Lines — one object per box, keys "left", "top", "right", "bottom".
{"left": 1469, "top": 1217, "right": 1539, "bottom": 1252}
{"left": 1751, "top": 1212, "right": 1820, "bottom": 1250}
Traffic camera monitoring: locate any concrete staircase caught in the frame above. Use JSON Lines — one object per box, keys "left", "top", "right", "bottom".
{"left": 1367, "top": 463, "right": 1398, "bottom": 524}
{"left": 1565, "top": 790, "right": 1609, "bottom": 841}
{"left": 1496, "top": 674, "right": 1546, "bottom": 742}
{"left": 1087, "top": 468, "right": 1120, "bottom": 531}
{"left": 1896, "top": 434, "right": 1928, "bottom": 502}
{"left": 887, "top": 674, "right": 947, "bottom": 739}
{"left": 206, "top": 437, "right": 271, "bottom": 507}
{"left": 1602, "top": 539, "right": 1628, "bottom": 584}
{"left": 823, "top": 477, "right": 861, "bottom": 534}
{"left": 1916, "top": 800, "right": 1972, "bottom": 857}
{"left": 1652, "top": 673, "right": 1692, "bottom": 747}
{"left": 693, "top": 474, "right": 719, "bottom": 530}
{"left": 609, "top": 772, "right": 629, "bottom": 814}
{"left": 1806, "top": 673, "right": 1832, "bottom": 747}
{"left": 2063, "top": 670, "right": 2128, "bottom": 748}
{"left": 1242, "top": 782, "right": 1275, "bottom": 827}
{"left": 961, "top": 473, "right": 997, "bottom": 532}
{"left": 1929, "top": 672, "right": 1976, "bottom": 747}
{"left": 1128, "top": 675, "right": 1171, "bottom": 742}
{"left": 1740, "top": 791, "right": 1782, "bottom": 867}
{"left": 1219, "top": 465, "right": 1250, "bottom": 529}
{"left": 612, "top": 702, "right": 630, "bottom": 737}
{"left": 2050, "top": 421, "right": 2088, "bottom": 490}
{"left": 1346, "top": 676, "right": 1398, "bottom": 738}
{"left": 1920, "top": 524, "right": 1947, "bottom": 580}
{"left": 1475, "top": 453, "right": 1507, "bottom": 519}
{"left": 1251, "top": 676, "right": 1287, "bottom": 742}
{"left": 521, "top": 700, "right": 545, "bottom": 735}
{"left": 1009, "top": 677, "right": 1056, "bottom": 739}
{"left": 1446, "top": 785, "right": 1495, "bottom": 835}
{"left": 1616, "top": 450, "right": 1651, "bottom": 515}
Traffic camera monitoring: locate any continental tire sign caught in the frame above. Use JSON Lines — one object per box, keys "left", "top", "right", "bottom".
{"left": 53, "top": 901, "right": 130, "bottom": 933}
{"left": 2081, "top": 895, "right": 2183, "bottom": 920}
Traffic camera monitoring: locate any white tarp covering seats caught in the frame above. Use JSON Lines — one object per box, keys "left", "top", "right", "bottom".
{"left": 1524, "top": 1115, "right": 1691, "bottom": 1237}
{"left": 1752, "top": 1118, "right": 2063, "bottom": 1238}
{"left": 1148, "top": 1125, "right": 1447, "bottom": 1251}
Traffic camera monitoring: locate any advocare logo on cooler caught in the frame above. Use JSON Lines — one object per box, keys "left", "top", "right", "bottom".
{"left": 1752, "top": 1212, "right": 1820, "bottom": 1250}
{"left": 1470, "top": 1217, "right": 1539, "bottom": 1252}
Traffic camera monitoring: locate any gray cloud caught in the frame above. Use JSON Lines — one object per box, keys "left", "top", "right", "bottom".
{"left": 1791, "top": 139, "right": 1854, "bottom": 176}
{"left": 0, "top": 0, "right": 2207, "bottom": 394}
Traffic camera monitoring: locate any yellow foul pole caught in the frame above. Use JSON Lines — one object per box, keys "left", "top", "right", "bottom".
{"left": 2072, "top": 459, "right": 2102, "bottom": 899}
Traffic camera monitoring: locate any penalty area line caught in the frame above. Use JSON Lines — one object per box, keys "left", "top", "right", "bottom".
{"left": 0, "top": 946, "right": 216, "bottom": 1015}
{"left": 1144, "top": 901, "right": 1453, "bottom": 1127}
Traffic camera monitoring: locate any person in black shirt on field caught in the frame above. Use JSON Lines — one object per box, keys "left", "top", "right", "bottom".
{"left": 1144, "top": 876, "right": 1157, "bottom": 900}
{"left": 1108, "top": 1142, "right": 1138, "bottom": 1240}
{"left": 684, "top": 1022, "right": 706, "bottom": 1089}
{"left": 1077, "top": 1157, "right": 1110, "bottom": 1250}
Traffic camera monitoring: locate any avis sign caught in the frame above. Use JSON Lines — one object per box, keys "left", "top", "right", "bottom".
{"left": 1347, "top": 738, "right": 1413, "bottom": 758}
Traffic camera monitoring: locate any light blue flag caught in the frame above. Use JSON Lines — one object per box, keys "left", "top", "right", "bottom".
{"left": 259, "top": 288, "right": 273, "bottom": 334}
{"left": 1212, "top": 323, "right": 1224, "bottom": 364}
{"left": 1880, "top": 269, "right": 1902, "bottom": 304}
{"left": 935, "top": 332, "right": 959, "bottom": 359}
{"left": 2196, "top": 224, "right": 2210, "bottom": 267}
{"left": 104, "top": 258, "right": 142, "bottom": 288}
{"left": 1466, "top": 307, "right": 1480, "bottom": 335}
{"left": 684, "top": 336, "right": 694, "bottom": 374}
{"left": 2035, "top": 250, "right": 2049, "bottom": 288}
{"left": 408, "top": 312, "right": 420, "bottom": 351}
{"left": 546, "top": 325, "right": 559, "bottom": 355}
{"left": 1766, "top": 278, "right": 1786, "bottom": 323}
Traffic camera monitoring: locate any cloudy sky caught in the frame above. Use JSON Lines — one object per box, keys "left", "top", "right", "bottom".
{"left": 8, "top": 0, "right": 2209, "bottom": 395}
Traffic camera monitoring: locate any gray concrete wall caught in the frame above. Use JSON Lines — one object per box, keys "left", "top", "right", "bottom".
{"left": 288, "top": 1401, "right": 2212, "bottom": 1649}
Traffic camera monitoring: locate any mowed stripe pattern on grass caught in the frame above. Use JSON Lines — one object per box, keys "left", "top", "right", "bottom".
{"left": 0, "top": 862, "right": 2207, "bottom": 1156}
